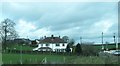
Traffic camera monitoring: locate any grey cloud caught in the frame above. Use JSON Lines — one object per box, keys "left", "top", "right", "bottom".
{"left": 36, "top": 2, "right": 117, "bottom": 32}
{"left": 1, "top": 2, "right": 118, "bottom": 43}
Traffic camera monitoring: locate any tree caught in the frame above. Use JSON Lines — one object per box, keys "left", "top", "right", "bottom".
{"left": 75, "top": 43, "right": 82, "bottom": 55}
{"left": 62, "top": 36, "right": 75, "bottom": 47}
{"left": 0, "top": 18, "right": 18, "bottom": 49}
{"left": 62, "top": 36, "right": 69, "bottom": 42}
{"left": 68, "top": 39, "right": 75, "bottom": 47}
{"left": 65, "top": 44, "right": 71, "bottom": 54}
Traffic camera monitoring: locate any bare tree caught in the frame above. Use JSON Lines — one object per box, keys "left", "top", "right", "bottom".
{"left": 0, "top": 18, "right": 18, "bottom": 49}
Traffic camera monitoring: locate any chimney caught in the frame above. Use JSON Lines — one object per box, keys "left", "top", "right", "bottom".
{"left": 59, "top": 36, "right": 60, "bottom": 38}
{"left": 51, "top": 35, "right": 54, "bottom": 37}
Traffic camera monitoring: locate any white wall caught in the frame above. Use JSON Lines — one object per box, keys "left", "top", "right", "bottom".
{"left": 37, "top": 43, "right": 67, "bottom": 51}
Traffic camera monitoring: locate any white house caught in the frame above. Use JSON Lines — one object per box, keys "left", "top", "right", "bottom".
{"left": 33, "top": 35, "right": 70, "bottom": 52}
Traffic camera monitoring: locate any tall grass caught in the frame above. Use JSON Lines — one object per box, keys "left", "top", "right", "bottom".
{"left": 2, "top": 53, "right": 119, "bottom": 64}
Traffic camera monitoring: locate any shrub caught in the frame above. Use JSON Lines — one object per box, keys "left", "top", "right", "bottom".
{"left": 81, "top": 45, "right": 100, "bottom": 56}
{"left": 75, "top": 43, "right": 82, "bottom": 55}
{"left": 65, "top": 44, "right": 71, "bottom": 53}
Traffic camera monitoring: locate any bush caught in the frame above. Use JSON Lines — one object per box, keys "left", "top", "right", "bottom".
{"left": 75, "top": 43, "right": 82, "bottom": 55}
{"left": 81, "top": 45, "right": 100, "bottom": 56}
{"left": 65, "top": 44, "right": 71, "bottom": 54}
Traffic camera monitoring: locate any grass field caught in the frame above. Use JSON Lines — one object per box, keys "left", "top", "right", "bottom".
{"left": 2, "top": 53, "right": 119, "bottom": 64}
{"left": 93, "top": 44, "right": 120, "bottom": 50}
{"left": 2, "top": 53, "right": 65, "bottom": 64}
{"left": 2, "top": 43, "right": 120, "bottom": 64}
{"left": 6, "top": 44, "right": 35, "bottom": 51}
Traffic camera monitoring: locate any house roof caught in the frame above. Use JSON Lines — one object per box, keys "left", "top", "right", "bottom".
{"left": 40, "top": 36, "right": 67, "bottom": 43}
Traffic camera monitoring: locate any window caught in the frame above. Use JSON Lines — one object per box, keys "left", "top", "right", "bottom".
{"left": 41, "top": 44, "right": 43, "bottom": 46}
{"left": 56, "top": 43, "right": 60, "bottom": 46}
{"left": 62, "top": 43, "right": 65, "bottom": 46}
{"left": 46, "top": 44, "right": 49, "bottom": 46}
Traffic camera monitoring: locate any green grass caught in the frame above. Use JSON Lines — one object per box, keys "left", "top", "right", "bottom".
{"left": 69, "top": 56, "right": 119, "bottom": 64}
{"left": 2, "top": 53, "right": 119, "bottom": 64}
{"left": 2, "top": 43, "right": 120, "bottom": 64}
{"left": 2, "top": 53, "right": 65, "bottom": 64}
{"left": 66, "top": 56, "right": 104, "bottom": 64}
{"left": 6, "top": 44, "right": 34, "bottom": 51}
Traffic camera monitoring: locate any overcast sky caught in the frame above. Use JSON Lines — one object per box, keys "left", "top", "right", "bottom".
{"left": 0, "top": 2, "right": 118, "bottom": 44}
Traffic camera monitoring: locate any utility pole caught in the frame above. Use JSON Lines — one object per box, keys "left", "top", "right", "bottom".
{"left": 114, "top": 33, "right": 118, "bottom": 50}
{"left": 101, "top": 32, "right": 104, "bottom": 50}
{"left": 113, "top": 33, "right": 115, "bottom": 43}
{"left": 80, "top": 37, "right": 82, "bottom": 44}
{"left": 105, "top": 41, "right": 108, "bottom": 50}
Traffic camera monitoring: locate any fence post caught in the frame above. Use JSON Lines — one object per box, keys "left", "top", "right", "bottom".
{"left": 10, "top": 60, "right": 12, "bottom": 64}
{"left": 35, "top": 58, "right": 37, "bottom": 63}
{"left": 64, "top": 56, "right": 65, "bottom": 63}
{"left": 29, "top": 58, "right": 31, "bottom": 63}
